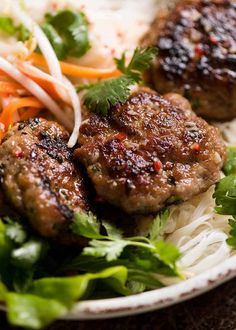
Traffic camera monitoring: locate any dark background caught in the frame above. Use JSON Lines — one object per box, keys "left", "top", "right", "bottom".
{"left": 1, "top": 277, "right": 236, "bottom": 330}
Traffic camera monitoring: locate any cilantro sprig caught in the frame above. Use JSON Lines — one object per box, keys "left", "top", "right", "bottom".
{"left": 83, "top": 47, "right": 158, "bottom": 115}
{"left": 71, "top": 209, "right": 181, "bottom": 278}
{"left": 214, "top": 146, "right": 236, "bottom": 250}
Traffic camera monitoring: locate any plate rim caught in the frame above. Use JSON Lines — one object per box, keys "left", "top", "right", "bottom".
{"left": 1, "top": 254, "right": 236, "bottom": 320}
{"left": 65, "top": 254, "right": 236, "bottom": 319}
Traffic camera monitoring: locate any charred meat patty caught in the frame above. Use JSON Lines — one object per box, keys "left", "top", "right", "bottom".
{"left": 75, "top": 88, "right": 226, "bottom": 214}
{"left": 143, "top": 0, "right": 236, "bottom": 120}
{"left": 0, "top": 118, "right": 89, "bottom": 241}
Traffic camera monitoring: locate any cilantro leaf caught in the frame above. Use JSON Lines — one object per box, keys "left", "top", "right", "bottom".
{"left": 148, "top": 209, "right": 169, "bottom": 242}
{"left": 83, "top": 47, "right": 157, "bottom": 115}
{"left": 223, "top": 147, "right": 236, "bottom": 175}
{"left": 71, "top": 211, "right": 103, "bottom": 239}
{"left": 44, "top": 10, "right": 90, "bottom": 59}
{"left": 227, "top": 216, "right": 236, "bottom": 249}
{"left": 0, "top": 15, "right": 30, "bottom": 41}
{"left": 213, "top": 174, "right": 236, "bottom": 215}
{"left": 11, "top": 240, "right": 46, "bottom": 269}
{"left": 41, "top": 23, "right": 65, "bottom": 60}
{"left": 83, "top": 76, "right": 135, "bottom": 115}
{"left": 83, "top": 240, "right": 128, "bottom": 262}
{"left": 5, "top": 220, "right": 27, "bottom": 244}
{"left": 115, "top": 47, "right": 158, "bottom": 82}
{"left": 102, "top": 220, "right": 123, "bottom": 239}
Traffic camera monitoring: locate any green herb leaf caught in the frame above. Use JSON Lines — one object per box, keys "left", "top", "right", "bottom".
{"left": 83, "top": 47, "right": 157, "bottom": 114}
{"left": 83, "top": 239, "right": 128, "bottom": 261}
{"left": 227, "top": 216, "right": 236, "bottom": 249}
{"left": 44, "top": 10, "right": 90, "bottom": 59}
{"left": 41, "top": 23, "right": 65, "bottom": 60}
{"left": 115, "top": 47, "right": 158, "bottom": 82}
{"left": 83, "top": 76, "right": 135, "bottom": 115}
{"left": 5, "top": 221, "right": 27, "bottom": 244}
{"left": 11, "top": 240, "right": 45, "bottom": 269}
{"left": 6, "top": 293, "right": 68, "bottom": 330}
{"left": 154, "top": 240, "right": 181, "bottom": 269}
{"left": 223, "top": 147, "right": 236, "bottom": 175}
{"left": 0, "top": 16, "right": 16, "bottom": 35}
{"left": 102, "top": 220, "right": 123, "bottom": 239}
{"left": 213, "top": 175, "right": 236, "bottom": 215}
{"left": 71, "top": 211, "right": 102, "bottom": 239}
{"left": 148, "top": 209, "right": 169, "bottom": 242}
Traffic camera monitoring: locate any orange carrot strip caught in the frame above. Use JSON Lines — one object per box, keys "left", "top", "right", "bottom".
{"left": 30, "top": 52, "right": 121, "bottom": 79}
{"left": 0, "top": 81, "right": 26, "bottom": 95}
{"left": 19, "top": 107, "right": 41, "bottom": 121}
{"left": 0, "top": 97, "right": 44, "bottom": 133}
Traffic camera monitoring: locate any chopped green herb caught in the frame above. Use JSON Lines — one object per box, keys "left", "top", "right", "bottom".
{"left": 83, "top": 76, "right": 134, "bottom": 115}
{"left": 0, "top": 16, "right": 16, "bottom": 35}
{"left": 223, "top": 147, "right": 236, "bottom": 175}
{"left": 83, "top": 47, "right": 157, "bottom": 115}
{"left": 115, "top": 47, "right": 157, "bottom": 82}
{"left": 213, "top": 174, "right": 236, "bottom": 215}
{"left": 44, "top": 10, "right": 90, "bottom": 59}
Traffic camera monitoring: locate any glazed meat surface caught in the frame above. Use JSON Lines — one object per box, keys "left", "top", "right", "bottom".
{"left": 75, "top": 88, "right": 226, "bottom": 214}
{"left": 0, "top": 118, "right": 89, "bottom": 241}
{"left": 143, "top": 0, "right": 236, "bottom": 120}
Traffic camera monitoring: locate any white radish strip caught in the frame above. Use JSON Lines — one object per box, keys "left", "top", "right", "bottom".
{"left": 17, "top": 61, "right": 71, "bottom": 104}
{"left": 0, "top": 56, "right": 72, "bottom": 130}
{"left": 64, "top": 77, "right": 82, "bottom": 148}
{"left": 12, "top": 1, "right": 63, "bottom": 82}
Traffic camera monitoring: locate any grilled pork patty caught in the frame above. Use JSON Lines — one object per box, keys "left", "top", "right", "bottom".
{"left": 143, "top": 0, "right": 236, "bottom": 120}
{"left": 75, "top": 88, "right": 226, "bottom": 214}
{"left": 0, "top": 118, "right": 89, "bottom": 242}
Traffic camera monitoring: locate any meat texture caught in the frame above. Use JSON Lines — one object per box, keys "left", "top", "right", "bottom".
{"left": 75, "top": 88, "right": 226, "bottom": 214}
{"left": 142, "top": 0, "right": 236, "bottom": 120}
{"left": 0, "top": 118, "right": 89, "bottom": 242}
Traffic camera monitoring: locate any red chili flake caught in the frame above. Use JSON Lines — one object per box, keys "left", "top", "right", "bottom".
{"left": 209, "top": 34, "right": 218, "bottom": 45}
{"left": 117, "top": 31, "right": 123, "bottom": 38}
{"left": 191, "top": 143, "right": 201, "bottom": 152}
{"left": 15, "top": 148, "right": 23, "bottom": 158}
{"left": 153, "top": 161, "right": 162, "bottom": 172}
{"left": 51, "top": 2, "right": 58, "bottom": 10}
{"left": 115, "top": 132, "right": 126, "bottom": 141}
{"left": 194, "top": 44, "right": 204, "bottom": 57}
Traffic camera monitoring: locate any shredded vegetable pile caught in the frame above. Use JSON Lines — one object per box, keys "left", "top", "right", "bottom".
{"left": 0, "top": 2, "right": 128, "bottom": 147}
